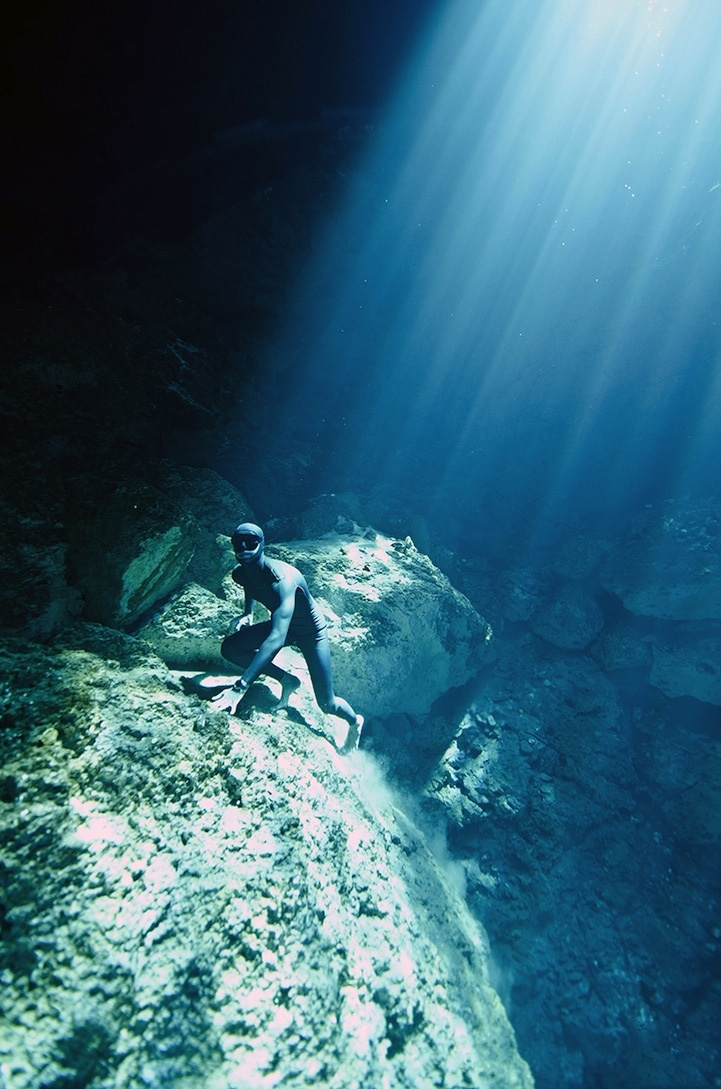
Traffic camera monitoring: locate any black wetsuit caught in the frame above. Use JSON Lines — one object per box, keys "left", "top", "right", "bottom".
{"left": 233, "top": 556, "right": 326, "bottom": 643}
{"left": 221, "top": 556, "right": 349, "bottom": 716}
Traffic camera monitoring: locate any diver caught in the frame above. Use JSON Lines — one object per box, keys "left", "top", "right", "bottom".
{"left": 209, "top": 522, "right": 363, "bottom": 753}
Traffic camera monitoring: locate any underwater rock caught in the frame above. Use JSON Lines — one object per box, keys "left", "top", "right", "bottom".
{"left": 0, "top": 629, "right": 532, "bottom": 1089}
{"left": 639, "top": 698, "right": 721, "bottom": 844}
{"left": 271, "top": 532, "right": 493, "bottom": 719}
{"left": 145, "top": 460, "right": 256, "bottom": 593}
{"left": 66, "top": 482, "right": 201, "bottom": 629}
{"left": 137, "top": 582, "right": 240, "bottom": 670}
{"left": 649, "top": 621, "right": 721, "bottom": 706}
{"left": 600, "top": 498, "right": 721, "bottom": 620}
{"left": 427, "top": 637, "right": 625, "bottom": 838}
{"left": 295, "top": 491, "right": 371, "bottom": 539}
{"left": 551, "top": 533, "right": 611, "bottom": 581}
{"left": 423, "top": 622, "right": 721, "bottom": 1089}
{"left": 499, "top": 568, "right": 547, "bottom": 623}
{"left": 590, "top": 618, "right": 654, "bottom": 673}
{"left": 528, "top": 582, "right": 604, "bottom": 650}
{"left": 0, "top": 493, "right": 82, "bottom": 640}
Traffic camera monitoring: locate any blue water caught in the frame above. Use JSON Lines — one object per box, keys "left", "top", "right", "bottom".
{"left": 261, "top": 0, "right": 721, "bottom": 560}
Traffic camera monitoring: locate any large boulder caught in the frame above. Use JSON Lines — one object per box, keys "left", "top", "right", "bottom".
{"left": 146, "top": 460, "right": 256, "bottom": 593}
{"left": 600, "top": 498, "right": 721, "bottom": 620}
{"left": 271, "top": 533, "right": 493, "bottom": 719}
{"left": 136, "top": 532, "right": 492, "bottom": 722}
{"left": 66, "top": 482, "right": 201, "bottom": 629}
{"left": 0, "top": 628, "right": 533, "bottom": 1089}
{"left": 528, "top": 582, "right": 604, "bottom": 650}
{"left": 649, "top": 622, "right": 721, "bottom": 706}
{"left": 138, "top": 582, "right": 239, "bottom": 670}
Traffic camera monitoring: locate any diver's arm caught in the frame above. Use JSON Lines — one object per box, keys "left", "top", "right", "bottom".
{"left": 237, "top": 581, "right": 294, "bottom": 686}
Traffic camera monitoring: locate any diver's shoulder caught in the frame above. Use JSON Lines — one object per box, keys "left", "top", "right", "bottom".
{"left": 265, "top": 555, "right": 301, "bottom": 583}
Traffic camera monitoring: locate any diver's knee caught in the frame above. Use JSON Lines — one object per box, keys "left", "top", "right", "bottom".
{"left": 220, "top": 635, "right": 236, "bottom": 662}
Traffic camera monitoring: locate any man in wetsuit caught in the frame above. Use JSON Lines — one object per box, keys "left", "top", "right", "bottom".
{"left": 211, "top": 522, "right": 363, "bottom": 752}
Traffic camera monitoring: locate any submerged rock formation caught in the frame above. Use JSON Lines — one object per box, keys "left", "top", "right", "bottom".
{"left": 139, "top": 530, "right": 493, "bottom": 722}
{"left": 0, "top": 626, "right": 532, "bottom": 1089}
{"left": 600, "top": 497, "right": 721, "bottom": 620}
{"left": 432, "top": 501, "right": 721, "bottom": 1089}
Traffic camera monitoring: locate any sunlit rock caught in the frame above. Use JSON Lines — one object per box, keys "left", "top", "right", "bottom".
{"left": 649, "top": 622, "right": 721, "bottom": 706}
{"left": 66, "top": 482, "right": 201, "bottom": 629}
{"left": 528, "top": 582, "right": 604, "bottom": 650}
{"left": 138, "top": 582, "right": 239, "bottom": 669}
{"left": 270, "top": 533, "right": 493, "bottom": 718}
{"left": 600, "top": 498, "right": 721, "bottom": 620}
{"left": 0, "top": 627, "right": 533, "bottom": 1089}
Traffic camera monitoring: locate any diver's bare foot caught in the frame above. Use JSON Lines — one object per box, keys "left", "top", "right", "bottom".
{"left": 276, "top": 673, "right": 301, "bottom": 710}
{"left": 338, "top": 715, "right": 364, "bottom": 754}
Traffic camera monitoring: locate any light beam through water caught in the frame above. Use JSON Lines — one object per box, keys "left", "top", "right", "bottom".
{"left": 267, "top": 0, "right": 721, "bottom": 558}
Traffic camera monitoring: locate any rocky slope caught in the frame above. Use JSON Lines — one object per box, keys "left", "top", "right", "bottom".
{"left": 0, "top": 624, "right": 531, "bottom": 1089}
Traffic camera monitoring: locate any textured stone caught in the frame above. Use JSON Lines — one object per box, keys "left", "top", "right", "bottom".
{"left": 146, "top": 460, "right": 256, "bottom": 593}
{"left": 271, "top": 533, "right": 493, "bottom": 718}
{"left": 0, "top": 630, "right": 532, "bottom": 1089}
{"left": 138, "top": 582, "right": 240, "bottom": 670}
{"left": 590, "top": 619, "right": 654, "bottom": 673}
{"left": 600, "top": 498, "right": 721, "bottom": 620}
{"left": 66, "top": 482, "right": 201, "bottom": 629}
{"left": 528, "top": 582, "right": 604, "bottom": 650}
{"left": 649, "top": 622, "right": 721, "bottom": 706}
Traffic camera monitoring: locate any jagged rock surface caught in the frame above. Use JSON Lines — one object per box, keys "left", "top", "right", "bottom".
{"left": 66, "top": 482, "right": 202, "bottom": 629}
{"left": 528, "top": 582, "right": 604, "bottom": 650}
{"left": 600, "top": 498, "right": 721, "bottom": 620}
{"left": 421, "top": 627, "right": 721, "bottom": 1089}
{"left": 138, "top": 582, "right": 240, "bottom": 670}
{"left": 0, "top": 626, "right": 532, "bottom": 1089}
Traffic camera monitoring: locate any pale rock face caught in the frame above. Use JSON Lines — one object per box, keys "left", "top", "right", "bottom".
{"left": 0, "top": 627, "right": 532, "bottom": 1089}
{"left": 138, "top": 582, "right": 240, "bottom": 669}
{"left": 272, "top": 533, "right": 494, "bottom": 718}
{"left": 600, "top": 498, "right": 721, "bottom": 620}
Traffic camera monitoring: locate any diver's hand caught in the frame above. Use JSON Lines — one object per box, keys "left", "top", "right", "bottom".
{"left": 233, "top": 614, "right": 253, "bottom": 632}
{"left": 209, "top": 686, "right": 246, "bottom": 714}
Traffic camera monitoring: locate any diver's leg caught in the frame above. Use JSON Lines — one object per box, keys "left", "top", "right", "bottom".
{"left": 221, "top": 622, "right": 287, "bottom": 682}
{"left": 303, "top": 634, "right": 363, "bottom": 750}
